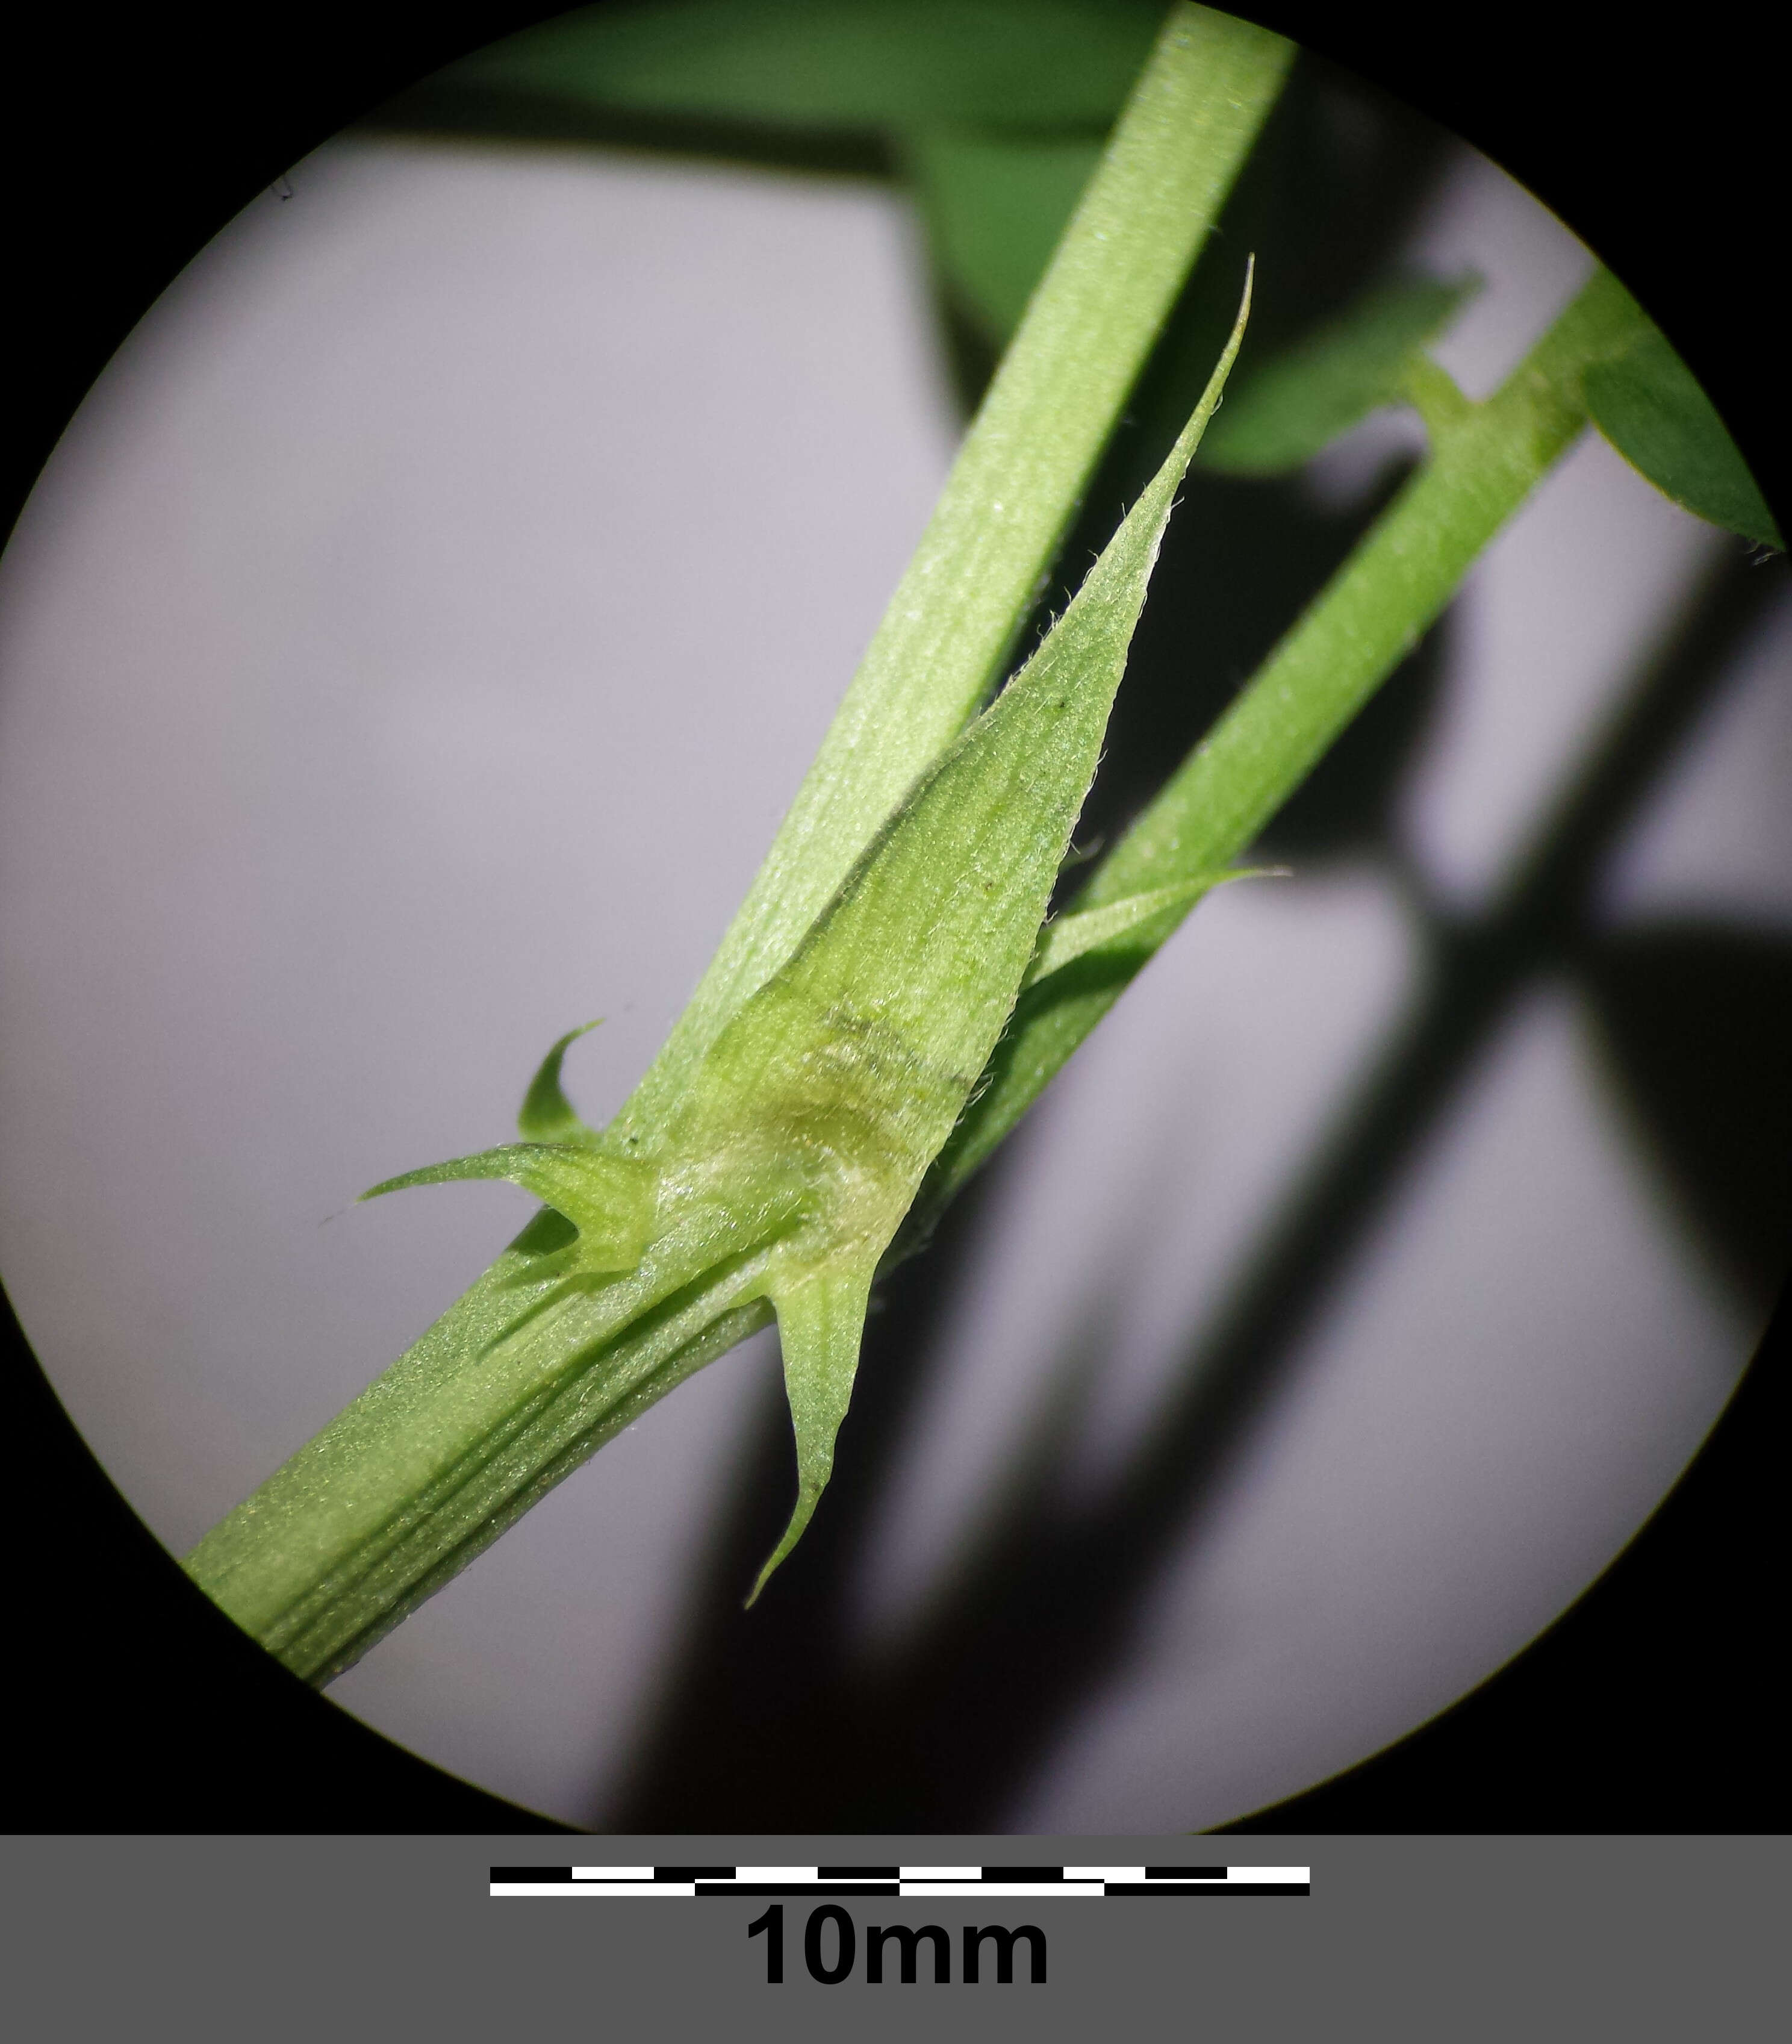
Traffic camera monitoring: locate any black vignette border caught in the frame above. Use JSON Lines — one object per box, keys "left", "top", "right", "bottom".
{"left": 1, "top": 0, "right": 1783, "bottom": 1831}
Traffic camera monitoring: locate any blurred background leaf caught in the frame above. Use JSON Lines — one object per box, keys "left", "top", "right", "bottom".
{"left": 407, "top": 0, "right": 1162, "bottom": 132}
{"left": 1196, "top": 270, "right": 1476, "bottom": 473}
{"left": 903, "top": 131, "right": 1103, "bottom": 345}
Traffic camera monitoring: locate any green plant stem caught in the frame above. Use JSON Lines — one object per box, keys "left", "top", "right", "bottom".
{"left": 277, "top": 1267, "right": 777, "bottom": 1682}
{"left": 618, "top": 4, "right": 1292, "bottom": 1142}
{"left": 917, "top": 264, "right": 1644, "bottom": 1209}
{"left": 184, "top": 5, "right": 1291, "bottom": 1679}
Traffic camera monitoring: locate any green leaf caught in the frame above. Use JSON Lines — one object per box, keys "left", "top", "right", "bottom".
{"left": 663, "top": 270, "right": 1254, "bottom": 1585}
{"left": 1022, "top": 870, "right": 1278, "bottom": 986}
{"left": 1583, "top": 299, "right": 1782, "bottom": 548}
{"left": 906, "top": 131, "right": 1104, "bottom": 346}
{"left": 439, "top": 0, "right": 1165, "bottom": 134}
{"left": 517, "top": 1021, "right": 603, "bottom": 1144}
{"left": 1196, "top": 272, "right": 1479, "bottom": 473}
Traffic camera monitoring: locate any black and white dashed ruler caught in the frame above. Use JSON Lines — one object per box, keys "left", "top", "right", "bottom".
{"left": 490, "top": 1864, "right": 1309, "bottom": 1898}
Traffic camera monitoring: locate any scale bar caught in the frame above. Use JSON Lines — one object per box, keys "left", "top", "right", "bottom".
{"left": 491, "top": 1863, "right": 1310, "bottom": 1899}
